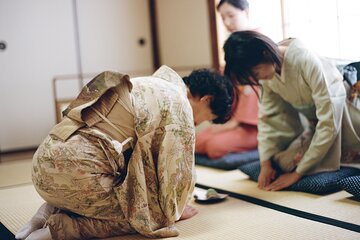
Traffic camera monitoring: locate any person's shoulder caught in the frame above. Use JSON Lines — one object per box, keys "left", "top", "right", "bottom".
{"left": 282, "top": 38, "right": 319, "bottom": 68}
{"left": 152, "top": 65, "right": 184, "bottom": 87}
{"left": 281, "top": 38, "right": 306, "bottom": 55}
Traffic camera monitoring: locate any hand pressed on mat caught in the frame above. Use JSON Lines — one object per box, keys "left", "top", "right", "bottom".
{"left": 257, "top": 160, "right": 277, "bottom": 189}
{"left": 264, "top": 172, "right": 303, "bottom": 191}
{"left": 258, "top": 160, "right": 303, "bottom": 191}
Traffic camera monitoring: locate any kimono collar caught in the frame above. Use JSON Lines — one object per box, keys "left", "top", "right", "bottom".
{"left": 276, "top": 38, "right": 303, "bottom": 83}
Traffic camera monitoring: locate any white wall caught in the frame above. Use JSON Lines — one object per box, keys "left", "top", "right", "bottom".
{"left": 0, "top": 0, "right": 78, "bottom": 151}
{"left": 77, "top": 0, "right": 153, "bottom": 75}
{"left": 0, "top": 0, "right": 153, "bottom": 151}
{"left": 156, "top": 0, "right": 212, "bottom": 76}
{"left": 0, "top": 0, "right": 214, "bottom": 152}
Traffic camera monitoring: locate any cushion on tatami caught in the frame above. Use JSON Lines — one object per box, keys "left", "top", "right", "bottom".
{"left": 338, "top": 175, "right": 360, "bottom": 200}
{"left": 195, "top": 150, "right": 259, "bottom": 170}
{"left": 238, "top": 161, "right": 360, "bottom": 194}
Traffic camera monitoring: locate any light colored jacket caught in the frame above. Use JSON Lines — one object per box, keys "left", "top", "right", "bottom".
{"left": 258, "top": 38, "right": 360, "bottom": 175}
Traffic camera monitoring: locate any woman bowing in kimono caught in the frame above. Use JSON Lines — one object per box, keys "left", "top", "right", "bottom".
{"left": 223, "top": 31, "right": 360, "bottom": 191}
{"left": 16, "top": 66, "right": 234, "bottom": 240}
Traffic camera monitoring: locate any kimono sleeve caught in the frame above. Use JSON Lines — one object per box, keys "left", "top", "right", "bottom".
{"left": 113, "top": 122, "right": 195, "bottom": 238}
{"left": 156, "top": 123, "right": 196, "bottom": 222}
{"left": 258, "top": 83, "right": 303, "bottom": 162}
{"left": 295, "top": 53, "right": 345, "bottom": 174}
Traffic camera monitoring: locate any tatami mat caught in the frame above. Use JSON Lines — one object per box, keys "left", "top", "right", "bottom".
{"left": 0, "top": 185, "right": 44, "bottom": 234}
{"left": 0, "top": 185, "right": 358, "bottom": 240}
{"left": 0, "top": 159, "right": 32, "bottom": 188}
{"left": 0, "top": 161, "right": 359, "bottom": 239}
{"left": 195, "top": 165, "right": 360, "bottom": 226}
{"left": 109, "top": 193, "right": 359, "bottom": 240}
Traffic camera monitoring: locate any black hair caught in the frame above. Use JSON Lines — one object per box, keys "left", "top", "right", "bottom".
{"left": 217, "top": 0, "right": 249, "bottom": 11}
{"left": 223, "top": 30, "right": 282, "bottom": 86}
{"left": 183, "top": 69, "right": 234, "bottom": 124}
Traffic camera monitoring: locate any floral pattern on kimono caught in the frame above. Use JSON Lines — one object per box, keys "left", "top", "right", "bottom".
{"left": 32, "top": 66, "right": 196, "bottom": 239}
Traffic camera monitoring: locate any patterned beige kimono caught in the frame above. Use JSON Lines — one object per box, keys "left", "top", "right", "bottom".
{"left": 258, "top": 38, "right": 360, "bottom": 175}
{"left": 32, "top": 66, "right": 196, "bottom": 239}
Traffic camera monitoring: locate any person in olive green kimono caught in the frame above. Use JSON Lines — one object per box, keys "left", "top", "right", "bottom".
{"left": 223, "top": 31, "right": 360, "bottom": 191}
{"left": 16, "top": 66, "right": 234, "bottom": 240}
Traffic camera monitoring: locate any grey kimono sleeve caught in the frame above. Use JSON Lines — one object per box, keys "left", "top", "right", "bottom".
{"left": 258, "top": 83, "right": 303, "bottom": 163}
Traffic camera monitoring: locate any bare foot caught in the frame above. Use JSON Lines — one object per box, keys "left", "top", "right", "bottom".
{"left": 179, "top": 205, "right": 198, "bottom": 221}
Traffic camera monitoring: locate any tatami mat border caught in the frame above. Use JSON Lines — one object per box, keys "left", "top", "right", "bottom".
{"left": 0, "top": 182, "right": 33, "bottom": 190}
{"left": 195, "top": 183, "right": 360, "bottom": 233}
{"left": 0, "top": 222, "right": 14, "bottom": 240}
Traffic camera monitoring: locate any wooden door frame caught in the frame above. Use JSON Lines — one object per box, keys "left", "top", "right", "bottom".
{"left": 148, "top": 0, "right": 160, "bottom": 70}
{"left": 207, "top": 0, "right": 220, "bottom": 71}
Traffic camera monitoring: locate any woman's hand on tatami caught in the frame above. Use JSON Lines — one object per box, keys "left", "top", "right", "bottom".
{"left": 264, "top": 172, "right": 302, "bottom": 191}
{"left": 258, "top": 161, "right": 277, "bottom": 190}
